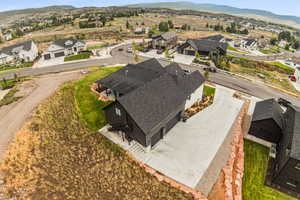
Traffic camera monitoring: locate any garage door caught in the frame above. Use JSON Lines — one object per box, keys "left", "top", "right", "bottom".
{"left": 54, "top": 52, "right": 65, "bottom": 58}
{"left": 151, "top": 130, "right": 162, "bottom": 147}
{"left": 166, "top": 112, "right": 181, "bottom": 132}
{"left": 44, "top": 54, "right": 51, "bottom": 60}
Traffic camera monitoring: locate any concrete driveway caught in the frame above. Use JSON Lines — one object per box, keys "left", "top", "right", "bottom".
{"left": 100, "top": 85, "right": 244, "bottom": 195}
{"left": 34, "top": 57, "right": 65, "bottom": 68}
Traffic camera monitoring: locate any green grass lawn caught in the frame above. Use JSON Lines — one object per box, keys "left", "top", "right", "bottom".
{"left": 243, "top": 140, "right": 297, "bottom": 200}
{"left": 203, "top": 85, "right": 216, "bottom": 97}
{"left": 87, "top": 45, "right": 105, "bottom": 50}
{"left": 64, "top": 52, "right": 91, "bottom": 62}
{"left": 260, "top": 48, "right": 281, "bottom": 55}
{"left": 74, "top": 66, "right": 121, "bottom": 131}
{"left": 228, "top": 45, "right": 239, "bottom": 52}
{"left": 0, "top": 62, "right": 33, "bottom": 72}
{"left": 270, "top": 62, "right": 295, "bottom": 74}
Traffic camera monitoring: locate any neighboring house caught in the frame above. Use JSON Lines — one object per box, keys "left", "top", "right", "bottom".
{"left": 249, "top": 99, "right": 300, "bottom": 196}
{"left": 150, "top": 32, "right": 177, "bottom": 49}
{"left": 177, "top": 37, "right": 228, "bottom": 56}
{"left": 3, "top": 32, "right": 12, "bottom": 41}
{"left": 279, "top": 40, "right": 288, "bottom": 48}
{"left": 294, "top": 67, "right": 300, "bottom": 82}
{"left": 134, "top": 27, "right": 149, "bottom": 34}
{"left": 42, "top": 38, "right": 86, "bottom": 60}
{"left": 241, "top": 38, "right": 258, "bottom": 50}
{"left": 0, "top": 40, "right": 38, "bottom": 64}
{"left": 95, "top": 59, "right": 205, "bottom": 150}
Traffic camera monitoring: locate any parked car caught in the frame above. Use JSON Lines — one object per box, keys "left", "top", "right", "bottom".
{"left": 157, "top": 49, "right": 163, "bottom": 54}
{"left": 289, "top": 75, "right": 297, "bottom": 82}
{"left": 203, "top": 66, "right": 217, "bottom": 73}
{"left": 118, "top": 48, "right": 124, "bottom": 51}
{"left": 127, "top": 47, "right": 133, "bottom": 53}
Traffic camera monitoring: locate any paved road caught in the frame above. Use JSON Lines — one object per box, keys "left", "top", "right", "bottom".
{"left": 1, "top": 44, "right": 300, "bottom": 107}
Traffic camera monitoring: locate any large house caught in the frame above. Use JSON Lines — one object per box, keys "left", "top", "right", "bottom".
{"left": 177, "top": 35, "right": 228, "bottom": 56}
{"left": 0, "top": 41, "right": 38, "bottom": 64}
{"left": 249, "top": 99, "right": 300, "bottom": 197}
{"left": 42, "top": 38, "right": 86, "bottom": 60}
{"left": 294, "top": 67, "right": 300, "bottom": 82}
{"left": 150, "top": 32, "right": 178, "bottom": 49}
{"left": 95, "top": 59, "right": 205, "bottom": 149}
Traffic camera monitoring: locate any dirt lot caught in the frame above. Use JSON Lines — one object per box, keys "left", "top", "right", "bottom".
{"left": 0, "top": 71, "right": 81, "bottom": 160}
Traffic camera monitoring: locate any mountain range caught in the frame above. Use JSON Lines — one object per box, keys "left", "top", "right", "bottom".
{"left": 128, "top": 1, "right": 300, "bottom": 29}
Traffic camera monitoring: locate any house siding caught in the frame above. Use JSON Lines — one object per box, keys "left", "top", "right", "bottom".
{"left": 249, "top": 119, "right": 282, "bottom": 143}
{"left": 273, "top": 158, "right": 300, "bottom": 193}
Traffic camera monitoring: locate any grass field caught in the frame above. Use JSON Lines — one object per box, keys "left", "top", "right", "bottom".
{"left": 203, "top": 85, "right": 216, "bottom": 97}
{"left": 74, "top": 67, "right": 121, "bottom": 131}
{"left": 243, "top": 140, "right": 296, "bottom": 200}
{"left": 64, "top": 52, "right": 91, "bottom": 62}
{"left": 0, "top": 67, "right": 194, "bottom": 199}
{"left": 270, "top": 62, "right": 295, "bottom": 73}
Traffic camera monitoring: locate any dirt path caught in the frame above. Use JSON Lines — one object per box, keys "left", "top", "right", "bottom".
{"left": 0, "top": 71, "right": 81, "bottom": 160}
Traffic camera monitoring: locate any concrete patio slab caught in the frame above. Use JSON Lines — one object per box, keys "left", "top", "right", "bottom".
{"left": 100, "top": 85, "right": 244, "bottom": 195}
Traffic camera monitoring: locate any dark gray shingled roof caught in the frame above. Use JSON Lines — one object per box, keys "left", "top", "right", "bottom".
{"left": 96, "top": 59, "right": 164, "bottom": 94}
{"left": 118, "top": 68, "right": 205, "bottom": 134}
{"left": 252, "top": 98, "right": 284, "bottom": 129}
{"left": 99, "top": 59, "right": 205, "bottom": 134}
{"left": 53, "top": 38, "right": 85, "bottom": 48}
{"left": 182, "top": 39, "right": 228, "bottom": 53}
{"left": 0, "top": 40, "right": 33, "bottom": 55}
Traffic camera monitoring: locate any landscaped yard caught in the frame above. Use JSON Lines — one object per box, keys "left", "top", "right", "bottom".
{"left": 0, "top": 62, "right": 33, "bottom": 72}
{"left": 270, "top": 62, "right": 295, "bottom": 74}
{"left": 64, "top": 52, "right": 91, "bottom": 62}
{"left": 203, "top": 85, "right": 216, "bottom": 97}
{"left": 243, "top": 140, "right": 296, "bottom": 200}
{"left": 74, "top": 66, "right": 121, "bottom": 131}
{"left": 0, "top": 66, "right": 194, "bottom": 199}
{"left": 259, "top": 48, "right": 281, "bottom": 55}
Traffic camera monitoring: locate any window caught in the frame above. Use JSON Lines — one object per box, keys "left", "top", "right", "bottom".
{"left": 115, "top": 107, "right": 121, "bottom": 116}
{"left": 295, "top": 163, "right": 300, "bottom": 170}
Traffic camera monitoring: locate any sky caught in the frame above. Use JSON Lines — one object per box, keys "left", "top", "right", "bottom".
{"left": 1, "top": 0, "right": 300, "bottom": 17}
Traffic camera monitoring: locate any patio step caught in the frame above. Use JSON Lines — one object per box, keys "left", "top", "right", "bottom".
{"left": 128, "top": 142, "right": 146, "bottom": 155}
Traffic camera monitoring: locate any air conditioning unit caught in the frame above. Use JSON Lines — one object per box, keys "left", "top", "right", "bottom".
{"left": 270, "top": 144, "right": 277, "bottom": 158}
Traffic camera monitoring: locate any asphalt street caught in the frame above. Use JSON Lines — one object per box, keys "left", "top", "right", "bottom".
{"left": 1, "top": 44, "right": 300, "bottom": 106}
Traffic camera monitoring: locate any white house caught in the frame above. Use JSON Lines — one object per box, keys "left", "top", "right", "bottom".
{"left": 278, "top": 40, "right": 288, "bottom": 48}
{"left": 294, "top": 67, "right": 300, "bottom": 82}
{"left": 240, "top": 38, "right": 258, "bottom": 50}
{"left": 42, "top": 38, "right": 86, "bottom": 60}
{"left": 3, "top": 32, "right": 12, "bottom": 41}
{"left": 0, "top": 40, "right": 38, "bottom": 64}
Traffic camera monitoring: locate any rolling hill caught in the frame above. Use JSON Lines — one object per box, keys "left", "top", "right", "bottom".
{"left": 128, "top": 1, "right": 300, "bottom": 29}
